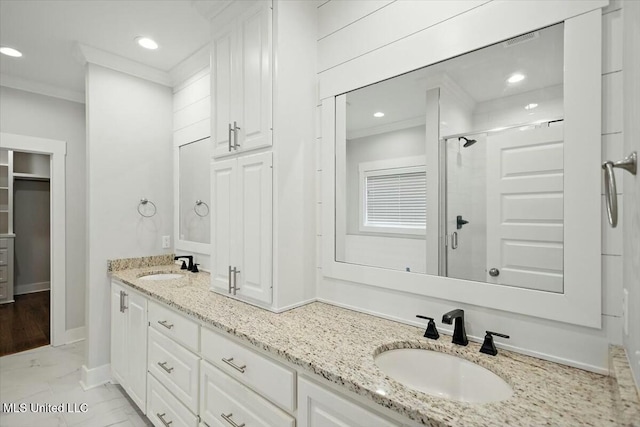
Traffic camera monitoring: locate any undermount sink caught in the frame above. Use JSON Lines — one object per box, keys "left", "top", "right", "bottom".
{"left": 374, "top": 349, "right": 513, "bottom": 403}
{"left": 139, "top": 273, "right": 184, "bottom": 281}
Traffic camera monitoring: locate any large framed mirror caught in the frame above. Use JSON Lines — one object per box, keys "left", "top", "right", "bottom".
{"left": 322, "top": 8, "right": 602, "bottom": 328}
{"left": 174, "top": 136, "right": 211, "bottom": 254}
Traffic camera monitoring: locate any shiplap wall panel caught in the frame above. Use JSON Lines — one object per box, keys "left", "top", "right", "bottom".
{"left": 173, "top": 97, "right": 210, "bottom": 131}
{"left": 173, "top": 73, "right": 210, "bottom": 112}
{"left": 317, "top": 0, "right": 394, "bottom": 40}
{"left": 317, "top": 0, "right": 607, "bottom": 99}
{"left": 602, "top": 9, "right": 623, "bottom": 73}
{"left": 318, "top": 0, "right": 487, "bottom": 72}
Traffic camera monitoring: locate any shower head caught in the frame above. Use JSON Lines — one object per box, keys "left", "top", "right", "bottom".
{"left": 459, "top": 136, "right": 477, "bottom": 148}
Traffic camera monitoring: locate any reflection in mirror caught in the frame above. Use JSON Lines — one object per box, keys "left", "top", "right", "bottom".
{"left": 336, "top": 23, "right": 564, "bottom": 292}
{"left": 179, "top": 137, "right": 210, "bottom": 244}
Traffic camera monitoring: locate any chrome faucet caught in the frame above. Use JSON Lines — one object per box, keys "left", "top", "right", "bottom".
{"left": 442, "top": 309, "right": 468, "bottom": 346}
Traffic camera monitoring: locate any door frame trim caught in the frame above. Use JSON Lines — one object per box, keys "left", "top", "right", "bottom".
{"left": 0, "top": 132, "right": 66, "bottom": 346}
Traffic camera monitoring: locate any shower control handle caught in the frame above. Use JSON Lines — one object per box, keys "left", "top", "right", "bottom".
{"left": 489, "top": 268, "right": 500, "bottom": 277}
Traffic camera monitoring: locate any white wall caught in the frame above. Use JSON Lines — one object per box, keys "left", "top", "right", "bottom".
{"left": 84, "top": 64, "right": 173, "bottom": 373}
{"left": 13, "top": 179, "right": 50, "bottom": 294}
{"left": 315, "top": 0, "right": 624, "bottom": 373}
{"left": 622, "top": 0, "right": 640, "bottom": 389}
{"left": 0, "top": 86, "right": 86, "bottom": 331}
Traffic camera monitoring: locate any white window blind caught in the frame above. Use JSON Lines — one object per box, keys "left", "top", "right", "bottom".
{"left": 365, "top": 170, "right": 426, "bottom": 230}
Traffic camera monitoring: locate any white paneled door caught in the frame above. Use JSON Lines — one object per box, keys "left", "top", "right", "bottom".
{"left": 212, "top": 1, "right": 272, "bottom": 158}
{"left": 486, "top": 125, "right": 564, "bottom": 293}
{"left": 211, "top": 152, "right": 272, "bottom": 305}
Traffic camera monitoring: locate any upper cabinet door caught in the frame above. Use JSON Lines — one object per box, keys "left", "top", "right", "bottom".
{"left": 211, "top": 1, "right": 272, "bottom": 159}
{"left": 212, "top": 23, "right": 236, "bottom": 158}
{"left": 236, "top": 152, "right": 272, "bottom": 305}
{"left": 236, "top": 2, "right": 272, "bottom": 153}
{"left": 211, "top": 158, "right": 237, "bottom": 292}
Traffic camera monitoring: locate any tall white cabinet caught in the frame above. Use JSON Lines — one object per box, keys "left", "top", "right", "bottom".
{"left": 211, "top": 1, "right": 272, "bottom": 158}
{"left": 111, "top": 281, "right": 148, "bottom": 413}
{"left": 212, "top": 152, "right": 272, "bottom": 305}
{"left": 209, "top": 0, "right": 317, "bottom": 311}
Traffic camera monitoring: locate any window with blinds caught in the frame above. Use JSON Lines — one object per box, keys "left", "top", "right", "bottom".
{"left": 363, "top": 166, "right": 426, "bottom": 234}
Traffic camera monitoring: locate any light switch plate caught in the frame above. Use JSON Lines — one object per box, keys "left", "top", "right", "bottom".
{"left": 622, "top": 288, "right": 629, "bottom": 336}
{"left": 162, "top": 235, "right": 171, "bottom": 249}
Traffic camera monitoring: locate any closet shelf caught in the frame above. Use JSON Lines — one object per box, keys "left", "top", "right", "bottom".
{"left": 13, "top": 172, "right": 50, "bottom": 181}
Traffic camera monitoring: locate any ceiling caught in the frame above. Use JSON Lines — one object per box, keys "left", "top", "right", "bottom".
{"left": 346, "top": 23, "right": 564, "bottom": 136}
{"left": 0, "top": 0, "right": 213, "bottom": 101}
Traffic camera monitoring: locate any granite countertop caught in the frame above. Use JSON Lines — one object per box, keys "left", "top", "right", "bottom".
{"left": 111, "top": 263, "right": 640, "bottom": 427}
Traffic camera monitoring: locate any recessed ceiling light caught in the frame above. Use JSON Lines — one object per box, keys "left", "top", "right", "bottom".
{"left": 373, "top": 112, "right": 385, "bottom": 118}
{"left": 135, "top": 37, "right": 158, "bottom": 50}
{"left": 507, "top": 73, "right": 525, "bottom": 84}
{"left": 0, "top": 46, "right": 23, "bottom": 58}
{"left": 524, "top": 103, "right": 538, "bottom": 110}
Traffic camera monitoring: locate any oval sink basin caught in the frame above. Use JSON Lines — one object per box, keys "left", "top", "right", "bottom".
{"left": 139, "top": 273, "right": 184, "bottom": 281}
{"left": 374, "top": 349, "right": 512, "bottom": 403}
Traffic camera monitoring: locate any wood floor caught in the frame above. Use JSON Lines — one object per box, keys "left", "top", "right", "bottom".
{"left": 0, "top": 290, "right": 50, "bottom": 357}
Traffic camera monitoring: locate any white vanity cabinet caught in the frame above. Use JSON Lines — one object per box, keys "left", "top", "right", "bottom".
{"left": 110, "top": 282, "right": 404, "bottom": 427}
{"left": 110, "top": 281, "right": 148, "bottom": 413}
{"left": 211, "top": 0, "right": 272, "bottom": 158}
{"left": 211, "top": 152, "right": 273, "bottom": 305}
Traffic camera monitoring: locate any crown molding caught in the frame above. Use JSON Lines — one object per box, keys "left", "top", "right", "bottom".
{"left": 0, "top": 74, "right": 85, "bottom": 104}
{"left": 191, "top": 0, "right": 234, "bottom": 20}
{"left": 75, "top": 43, "right": 173, "bottom": 87}
{"left": 169, "top": 44, "right": 210, "bottom": 90}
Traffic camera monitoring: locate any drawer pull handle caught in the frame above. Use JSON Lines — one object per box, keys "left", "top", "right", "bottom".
{"left": 221, "top": 413, "right": 245, "bottom": 427}
{"left": 157, "top": 412, "right": 173, "bottom": 427}
{"left": 221, "top": 357, "right": 246, "bottom": 373}
{"left": 158, "top": 361, "right": 174, "bottom": 373}
{"left": 158, "top": 320, "right": 174, "bottom": 329}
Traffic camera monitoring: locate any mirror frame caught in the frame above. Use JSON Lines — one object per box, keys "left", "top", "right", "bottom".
{"left": 174, "top": 136, "right": 212, "bottom": 256}
{"left": 321, "top": 6, "right": 604, "bottom": 328}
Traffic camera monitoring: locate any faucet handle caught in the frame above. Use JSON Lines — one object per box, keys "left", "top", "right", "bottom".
{"left": 480, "top": 331, "right": 510, "bottom": 356}
{"left": 416, "top": 315, "right": 440, "bottom": 340}
{"left": 192, "top": 263, "right": 200, "bottom": 273}
{"left": 180, "top": 260, "right": 188, "bottom": 270}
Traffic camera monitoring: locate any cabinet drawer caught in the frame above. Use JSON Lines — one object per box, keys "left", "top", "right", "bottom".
{"left": 298, "top": 377, "right": 400, "bottom": 427}
{"left": 201, "top": 327, "right": 296, "bottom": 412}
{"left": 0, "top": 283, "right": 7, "bottom": 300}
{"left": 147, "top": 373, "right": 198, "bottom": 427}
{"left": 149, "top": 300, "right": 199, "bottom": 352}
{"left": 0, "top": 249, "right": 7, "bottom": 266}
{"left": 148, "top": 327, "right": 200, "bottom": 412}
{"left": 0, "top": 266, "right": 7, "bottom": 283}
{"left": 0, "top": 238, "right": 7, "bottom": 249}
{"left": 200, "top": 360, "right": 295, "bottom": 427}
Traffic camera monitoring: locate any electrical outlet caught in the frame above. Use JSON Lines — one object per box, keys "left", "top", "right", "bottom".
{"left": 622, "top": 288, "right": 629, "bottom": 336}
{"left": 162, "top": 235, "right": 171, "bottom": 249}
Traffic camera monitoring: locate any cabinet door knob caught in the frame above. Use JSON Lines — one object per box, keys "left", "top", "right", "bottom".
{"left": 489, "top": 268, "right": 500, "bottom": 277}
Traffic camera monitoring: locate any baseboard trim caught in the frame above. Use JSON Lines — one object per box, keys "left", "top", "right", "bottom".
{"left": 80, "top": 363, "right": 111, "bottom": 390}
{"left": 65, "top": 326, "right": 85, "bottom": 344}
{"left": 14, "top": 281, "right": 50, "bottom": 295}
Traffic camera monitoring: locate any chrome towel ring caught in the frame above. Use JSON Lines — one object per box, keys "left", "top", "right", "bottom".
{"left": 602, "top": 151, "right": 636, "bottom": 228}
{"left": 194, "top": 200, "right": 210, "bottom": 217}
{"left": 137, "top": 198, "right": 157, "bottom": 218}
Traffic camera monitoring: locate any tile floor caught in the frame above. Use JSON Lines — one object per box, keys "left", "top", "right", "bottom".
{"left": 0, "top": 342, "right": 152, "bottom": 427}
